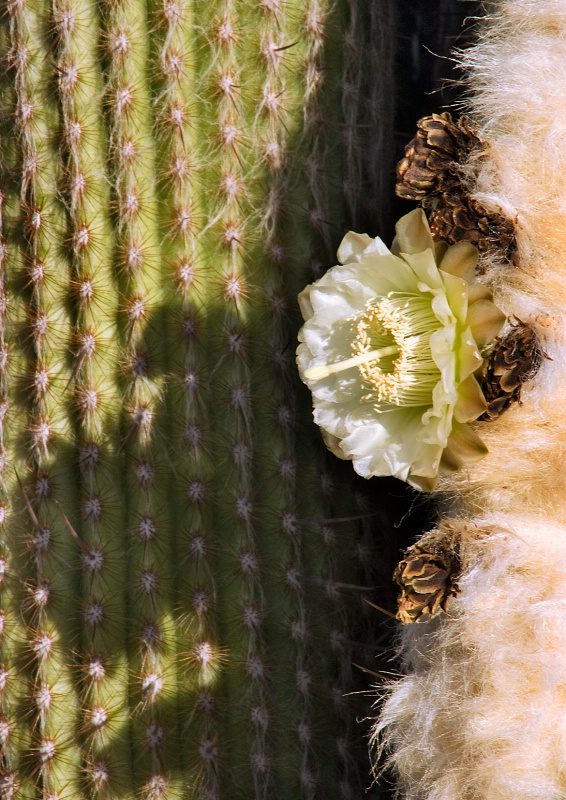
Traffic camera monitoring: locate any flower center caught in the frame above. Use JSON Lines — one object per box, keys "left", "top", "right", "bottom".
{"left": 304, "top": 294, "right": 443, "bottom": 408}
{"left": 355, "top": 295, "right": 443, "bottom": 406}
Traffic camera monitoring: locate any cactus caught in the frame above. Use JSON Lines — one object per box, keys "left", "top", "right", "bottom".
{"left": 0, "top": 0, "right": 396, "bottom": 797}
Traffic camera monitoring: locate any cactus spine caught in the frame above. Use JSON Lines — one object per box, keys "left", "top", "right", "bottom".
{"left": 0, "top": 0, "right": 395, "bottom": 796}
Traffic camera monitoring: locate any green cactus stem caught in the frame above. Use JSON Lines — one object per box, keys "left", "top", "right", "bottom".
{"left": 0, "top": 0, "right": 396, "bottom": 796}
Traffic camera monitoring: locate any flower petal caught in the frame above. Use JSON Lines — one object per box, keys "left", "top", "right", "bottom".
{"left": 340, "top": 408, "right": 433, "bottom": 483}
{"left": 457, "top": 326, "right": 483, "bottom": 381}
{"left": 466, "top": 298, "right": 506, "bottom": 347}
{"left": 429, "top": 288, "right": 457, "bottom": 327}
{"left": 313, "top": 396, "right": 375, "bottom": 440}
{"left": 454, "top": 374, "right": 487, "bottom": 423}
{"left": 409, "top": 443, "right": 445, "bottom": 491}
{"left": 297, "top": 325, "right": 368, "bottom": 405}
{"left": 420, "top": 387, "right": 455, "bottom": 448}
{"left": 411, "top": 443, "right": 444, "bottom": 480}
{"left": 408, "top": 472, "right": 439, "bottom": 492}
{"left": 429, "top": 325, "right": 457, "bottom": 383}
{"left": 440, "top": 421, "right": 488, "bottom": 471}
{"left": 440, "top": 271, "right": 468, "bottom": 325}
{"left": 309, "top": 250, "right": 421, "bottom": 300}
{"left": 352, "top": 252, "right": 421, "bottom": 296}
{"left": 402, "top": 252, "right": 445, "bottom": 295}
{"left": 321, "top": 429, "right": 348, "bottom": 460}
{"left": 392, "top": 208, "right": 435, "bottom": 256}
{"left": 337, "top": 232, "right": 376, "bottom": 264}
{"left": 438, "top": 241, "right": 478, "bottom": 283}
{"left": 298, "top": 285, "right": 315, "bottom": 320}
{"left": 467, "top": 282, "right": 493, "bottom": 304}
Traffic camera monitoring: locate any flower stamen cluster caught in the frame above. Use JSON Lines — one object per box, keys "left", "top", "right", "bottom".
{"left": 355, "top": 295, "right": 443, "bottom": 408}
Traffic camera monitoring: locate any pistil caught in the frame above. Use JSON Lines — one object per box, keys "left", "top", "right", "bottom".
{"left": 304, "top": 345, "right": 400, "bottom": 381}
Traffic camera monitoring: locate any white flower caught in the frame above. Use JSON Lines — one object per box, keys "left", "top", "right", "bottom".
{"left": 296, "top": 209, "right": 505, "bottom": 491}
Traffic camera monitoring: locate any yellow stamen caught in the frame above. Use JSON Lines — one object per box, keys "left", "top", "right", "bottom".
{"left": 304, "top": 345, "right": 400, "bottom": 381}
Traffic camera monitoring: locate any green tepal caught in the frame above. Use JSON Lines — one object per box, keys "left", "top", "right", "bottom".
{"left": 0, "top": 0, "right": 395, "bottom": 796}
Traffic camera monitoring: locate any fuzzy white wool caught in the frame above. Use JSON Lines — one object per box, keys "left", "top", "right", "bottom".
{"left": 375, "top": 4, "right": 566, "bottom": 795}
{"left": 374, "top": 515, "right": 566, "bottom": 799}
{"left": 436, "top": 0, "right": 566, "bottom": 517}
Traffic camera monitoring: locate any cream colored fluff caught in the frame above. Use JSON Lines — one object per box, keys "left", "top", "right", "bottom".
{"left": 374, "top": 3, "right": 566, "bottom": 797}
{"left": 434, "top": 0, "right": 566, "bottom": 518}
{"left": 374, "top": 515, "right": 566, "bottom": 799}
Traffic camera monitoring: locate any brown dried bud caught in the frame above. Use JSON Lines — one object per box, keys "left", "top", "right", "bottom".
{"left": 479, "top": 321, "right": 545, "bottom": 420}
{"left": 427, "top": 193, "right": 517, "bottom": 266}
{"left": 394, "top": 528, "right": 462, "bottom": 624}
{"left": 396, "top": 113, "right": 481, "bottom": 201}
{"left": 397, "top": 113, "right": 518, "bottom": 265}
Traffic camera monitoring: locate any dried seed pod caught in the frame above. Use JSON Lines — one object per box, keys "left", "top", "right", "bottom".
{"left": 394, "top": 526, "right": 462, "bottom": 624}
{"left": 428, "top": 193, "right": 517, "bottom": 265}
{"left": 397, "top": 113, "right": 517, "bottom": 265}
{"left": 479, "top": 321, "right": 544, "bottom": 420}
{"left": 396, "top": 113, "right": 481, "bottom": 201}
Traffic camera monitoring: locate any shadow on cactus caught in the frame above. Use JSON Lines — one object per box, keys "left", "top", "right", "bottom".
{"left": 0, "top": 0, "right": 399, "bottom": 796}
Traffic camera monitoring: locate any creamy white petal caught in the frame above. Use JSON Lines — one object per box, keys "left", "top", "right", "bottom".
{"left": 308, "top": 281, "right": 366, "bottom": 320}
{"left": 314, "top": 396, "right": 376, "bottom": 440}
{"left": 402, "top": 250, "right": 444, "bottom": 291}
{"left": 298, "top": 284, "right": 314, "bottom": 321}
{"left": 394, "top": 208, "right": 435, "bottom": 256}
{"left": 341, "top": 409, "right": 437, "bottom": 481}
{"left": 334, "top": 251, "right": 422, "bottom": 297}
{"left": 297, "top": 334, "right": 369, "bottom": 406}
{"left": 337, "top": 231, "right": 375, "bottom": 264}
{"left": 440, "top": 271, "right": 469, "bottom": 325}
{"left": 363, "top": 236, "right": 393, "bottom": 258}
{"left": 438, "top": 240, "right": 478, "bottom": 282}
{"left": 457, "top": 326, "right": 483, "bottom": 381}
{"left": 320, "top": 429, "right": 348, "bottom": 460}
{"left": 300, "top": 316, "right": 354, "bottom": 360}
{"left": 429, "top": 326, "right": 458, "bottom": 379}
{"left": 467, "top": 298, "right": 506, "bottom": 347}
{"left": 429, "top": 286, "right": 457, "bottom": 327}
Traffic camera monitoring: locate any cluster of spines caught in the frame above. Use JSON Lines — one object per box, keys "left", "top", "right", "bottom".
{"left": 194, "top": 2, "right": 260, "bottom": 795}
{"left": 0, "top": 14, "right": 11, "bottom": 770}
{"left": 50, "top": 0, "right": 135, "bottom": 793}
{"left": 99, "top": 0, "right": 179, "bottom": 794}
{"left": 151, "top": 0, "right": 218, "bottom": 795}
{"left": 0, "top": 182, "right": 16, "bottom": 796}
{"left": 1, "top": 0, "right": 84, "bottom": 794}
{"left": 247, "top": 0, "right": 365, "bottom": 795}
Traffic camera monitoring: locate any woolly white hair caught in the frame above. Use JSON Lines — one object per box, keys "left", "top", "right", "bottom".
{"left": 435, "top": 0, "right": 566, "bottom": 519}
{"left": 373, "top": 514, "right": 566, "bottom": 799}
{"left": 374, "top": 2, "right": 566, "bottom": 797}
